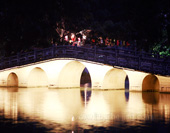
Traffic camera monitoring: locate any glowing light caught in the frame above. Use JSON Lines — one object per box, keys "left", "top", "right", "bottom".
{"left": 65, "top": 35, "right": 68, "bottom": 41}
{"left": 83, "top": 35, "right": 86, "bottom": 40}
{"left": 71, "top": 33, "right": 75, "bottom": 41}
{"left": 77, "top": 37, "right": 81, "bottom": 46}
{"left": 78, "top": 37, "right": 81, "bottom": 42}
{"left": 72, "top": 116, "right": 74, "bottom": 121}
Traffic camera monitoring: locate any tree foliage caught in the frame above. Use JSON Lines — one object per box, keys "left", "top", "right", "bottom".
{"left": 0, "top": 0, "right": 170, "bottom": 56}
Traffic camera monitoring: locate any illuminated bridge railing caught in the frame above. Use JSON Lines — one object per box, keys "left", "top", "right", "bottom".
{"left": 0, "top": 45, "right": 170, "bottom": 76}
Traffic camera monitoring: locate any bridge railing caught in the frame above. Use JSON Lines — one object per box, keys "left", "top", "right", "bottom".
{"left": 0, "top": 45, "right": 170, "bottom": 76}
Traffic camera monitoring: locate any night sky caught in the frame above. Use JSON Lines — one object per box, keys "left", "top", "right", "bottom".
{"left": 0, "top": 0, "right": 170, "bottom": 56}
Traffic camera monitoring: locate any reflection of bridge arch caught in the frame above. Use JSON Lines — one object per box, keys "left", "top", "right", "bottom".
{"left": 102, "top": 68, "right": 127, "bottom": 89}
{"left": 142, "top": 92, "right": 159, "bottom": 104}
{"left": 57, "top": 61, "right": 91, "bottom": 88}
{"left": 125, "top": 75, "right": 129, "bottom": 90}
{"left": 7, "top": 72, "right": 18, "bottom": 87}
{"left": 142, "top": 74, "right": 159, "bottom": 92}
{"left": 27, "top": 67, "right": 48, "bottom": 87}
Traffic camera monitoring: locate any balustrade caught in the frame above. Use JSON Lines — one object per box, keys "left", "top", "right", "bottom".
{"left": 0, "top": 45, "right": 170, "bottom": 76}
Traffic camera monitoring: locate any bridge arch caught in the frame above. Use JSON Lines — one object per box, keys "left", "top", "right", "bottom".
{"left": 7, "top": 72, "right": 18, "bottom": 87}
{"left": 57, "top": 61, "right": 91, "bottom": 88}
{"left": 27, "top": 67, "right": 48, "bottom": 87}
{"left": 102, "top": 68, "right": 128, "bottom": 89}
{"left": 142, "top": 74, "right": 159, "bottom": 92}
{"left": 80, "top": 67, "right": 91, "bottom": 87}
{"left": 125, "top": 75, "right": 129, "bottom": 90}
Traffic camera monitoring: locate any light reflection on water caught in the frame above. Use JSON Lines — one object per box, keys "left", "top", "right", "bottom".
{"left": 0, "top": 87, "right": 170, "bottom": 132}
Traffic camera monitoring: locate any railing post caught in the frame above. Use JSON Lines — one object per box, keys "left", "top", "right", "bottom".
{"left": 165, "top": 58, "right": 170, "bottom": 75}
{"left": 94, "top": 45, "right": 96, "bottom": 61}
{"left": 25, "top": 54, "right": 28, "bottom": 64}
{"left": 74, "top": 45, "right": 77, "bottom": 58}
{"left": 42, "top": 49, "right": 45, "bottom": 59}
{"left": 1, "top": 58, "right": 4, "bottom": 69}
{"left": 156, "top": 53, "right": 159, "bottom": 59}
{"left": 8, "top": 57, "right": 11, "bottom": 67}
{"left": 51, "top": 46, "right": 55, "bottom": 58}
{"left": 138, "top": 56, "right": 141, "bottom": 70}
{"left": 62, "top": 46, "right": 66, "bottom": 56}
{"left": 135, "top": 47, "right": 137, "bottom": 56}
{"left": 151, "top": 60, "right": 154, "bottom": 73}
{"left": 83, "top": 51, "right": 88, "bottom": 60}
{"left": 105, "top": 54, "right": 108, "bottom": 64}
{"left": 34, "top": 49, "right": 37, "bottom": 62}
{"left": 162, "top": 62, "right": 166, "bottom": 75}
{"left": 17, "top": 53, "right": 20, "bottom": 66}
{"left": 165, "top": 63, "right": 168, "bottom": 75}
{"left": 115, "top": 47, "right": 118, "bottom": 65}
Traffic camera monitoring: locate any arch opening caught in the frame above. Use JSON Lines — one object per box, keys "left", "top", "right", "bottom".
{"left": 58, "top": 61, "right": 91, "bottom": 88}
{"left": 125, "top": 75, "right": 129, "bottom": 90}
{"left": 80, "top": 67, "right": 91, "bottom": 88}
{"left": 142, "top": 75, "right": 159, "bottom": 92}
{"left": 28, "top": 67, "right": 48, "bottom": 87}
{"left": 7, "top": 73, "right": 18, "bottom": 87}
{"left": 102, "top": 68, "right": 127, "bottom": 89}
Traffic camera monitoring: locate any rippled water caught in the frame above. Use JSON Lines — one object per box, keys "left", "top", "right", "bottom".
{"left": 0, "top": 87, "right": 170, "bottom": 132}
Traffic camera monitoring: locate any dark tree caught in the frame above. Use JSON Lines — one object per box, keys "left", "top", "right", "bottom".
{"left": 0, "top": 0, "right": 169, "bottom": 56}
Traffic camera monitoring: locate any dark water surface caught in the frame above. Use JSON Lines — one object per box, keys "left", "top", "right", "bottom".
{"left": 0, "top": 87, "right": 170, "bottom": 133}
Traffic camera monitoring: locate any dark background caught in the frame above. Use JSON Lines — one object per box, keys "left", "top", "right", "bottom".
{"left": 0, "top": 0, "right": 170, "bottom": 56}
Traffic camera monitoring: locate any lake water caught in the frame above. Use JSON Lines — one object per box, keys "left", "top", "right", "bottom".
{"left": 0, "top": 87, "right": 170, "bottom": 133}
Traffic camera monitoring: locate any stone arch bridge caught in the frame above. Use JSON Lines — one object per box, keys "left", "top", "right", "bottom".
{"left": 0, "top": 45, "right": 170, "bottom": 92}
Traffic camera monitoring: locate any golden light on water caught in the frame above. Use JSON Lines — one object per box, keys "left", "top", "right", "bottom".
{"left": 0, "top": 87, "right": 170, "bottom": 131}
{"left": 81, "top": 91, "right": 110, "bottom": 126}
{"left": 42, "top": 91, "right": 67, "bottom": 123}
{"left": 126, "top": 92, "right": 146, "bottom": 122}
